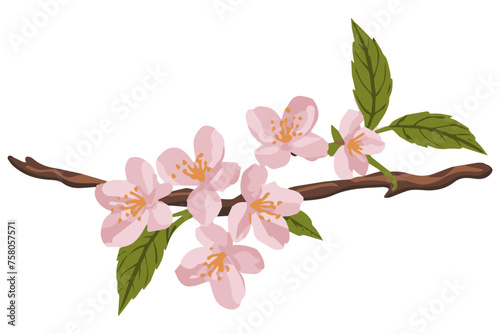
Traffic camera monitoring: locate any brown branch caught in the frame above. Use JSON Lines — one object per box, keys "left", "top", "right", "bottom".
{"left": 8, "top": 156, "right": 493, "bottom": 216}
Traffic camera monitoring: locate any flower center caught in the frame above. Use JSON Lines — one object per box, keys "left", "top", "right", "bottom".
{"left": 271, "top": 115, "right": 304, "bottom": 144}
{"left": 173, "top": 153, "right": 211, "bottom": 182}
{"left": 274, "top": 118, "right": 294, "bottom": 143}
{"left": 114, "top": 187, "right": 146, "bottom": 223}
{"left": 250, "top": 192, "right": 282, "bottom": 222}
{"left": 200, "top": 249, "right": 229, "bottom": 281}
{"left": 347, "top": 133, "right": 365, "bottom": 156}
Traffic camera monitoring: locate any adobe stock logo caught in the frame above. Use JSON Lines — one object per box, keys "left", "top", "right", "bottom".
{"left": 213, "top": 0, "right": 245, "bottom": 20}
{"left": 7, "top": 0, "right": 72, "bottom": 54}
{"left": 223, "top": 236, "right": 340, "bottom": 334}
{"left": 52, "top": 64, "right": 168, "bottom": 170}
{"left": 339, "top": 0, "right": 417, "bottom": 60}
{"left": 397, "top": 278, "right": 467, "bottom": 334}
{"left": 396, "top": 74, "right": 498, "bottom": 174}
{"left": 47, "top": 272, "right": 119, "bottom": 334}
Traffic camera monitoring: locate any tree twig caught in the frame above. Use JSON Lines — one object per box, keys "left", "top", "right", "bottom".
{"left": 8, "top": 156, "right": 493, "bottom": 216}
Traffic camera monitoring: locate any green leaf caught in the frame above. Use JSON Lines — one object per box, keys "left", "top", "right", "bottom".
{"left": 116, "top": 210, "right": 192, "bottom": 315}
{"left": 351, "top": 19, "right": 393, "bottom": 130}
{"left": 328, "top": 143, "right": 342, "bottom": 156}
{"left": 285, "top": 211, "right": 322, "bottom": 240}
{"left": 330, "top": 125, "right": 343, "bottom": 142}
{"left": 366, "top": 155, "right": 397, "bottom": 190}
{"left": 385, "top": 112, "right": 486, "bottom": 154}
{"left": 328, "top": 125, "right": 344, "bottom": 156}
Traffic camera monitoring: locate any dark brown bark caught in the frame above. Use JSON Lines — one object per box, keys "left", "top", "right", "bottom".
{"left": 8, "top": 156, "right": 492, "bottom": 216}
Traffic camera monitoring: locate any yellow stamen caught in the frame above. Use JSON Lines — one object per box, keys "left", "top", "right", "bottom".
{"left": 274, "top": 118, "right": 294, "bottom": 143}
{"left": 347, "top": 133, "right": 365, "bottom": 156}
{"left": 250, "top": 192, "right": 281, "bottom": 221}
{"left": 118, "top": 190, "right": 147, "bottom": 217}
{"left": 182, "top": 153, "right": 211, "bottom": 182}
{"left": 203, "top": 252, "right": 228, "bottom": 278}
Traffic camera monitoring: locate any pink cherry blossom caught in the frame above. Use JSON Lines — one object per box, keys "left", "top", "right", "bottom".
{"left": 175, "top": 223, "right": 264, "bottom": 309}
{"left": 246, "top": 96, "right": 329, "bottom": 169}
{"left": 95, "top": 158, "right": 174, "bottom": 247}
{"left": 228, "top": 164, "right": 303, "bottom": 249}
{"left": 156, "top": 126, "right": 240, "bottom": 225}
{"left": 334, "top": 109, "right": 385, "bottom": 179}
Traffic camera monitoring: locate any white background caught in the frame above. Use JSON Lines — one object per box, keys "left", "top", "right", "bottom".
{"left": 1, "top": 0, "right": 499, "bottom": 333}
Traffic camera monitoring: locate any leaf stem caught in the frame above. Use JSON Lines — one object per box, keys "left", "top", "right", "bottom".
{"left": 366, "top": 155, "right": 398, "bottom": 190}
{"left": 375, "top": 126, "right": 392, "bottom": 134}
{"left": 173, "top": 209, "right": 192, "bottom": 218}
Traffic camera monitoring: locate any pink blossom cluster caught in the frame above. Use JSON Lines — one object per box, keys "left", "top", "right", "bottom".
{"left": 94, "top": 96, "right": 384, "bottom": 309}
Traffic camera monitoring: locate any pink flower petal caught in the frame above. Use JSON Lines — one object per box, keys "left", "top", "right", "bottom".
{"left": 176, "top": 248, "right": 212, "bottom": 286}
{"left": 209, "top": 162, "right": 241, "bottom": 191}
{"left": 194, "top": 126, "right": 225, "bottom": 168}
{"left": 261, "top": 182, "right": 303, "bottom": 217}
{"left": 209, "top": 264, "right": 245, "bottom": 309}
{"left": 157, "top": 148, "right": 199, "bottom": 186}
{"left": 231, "top": 245, "right": 264, "bottom": 274}
{"left": 181, "top": 247, "right": 212, "bottom": 269}
{"left": 196, "top": 224, "right": 232, "bottom": 248}
{"left": 240, "top": 164, "right": 267, "bottom": 201}
{"left": 228, "top": 203, "right": 252, "bottom": 242}
{"left": 153, "top": 183, "right": 173, "bottom": 201}
{"left": 187, "top": 187, "right": 222, "bottom": 226}
{"left": 290, "top": 133, "right": 328, "bottom": 161}
{"left": 125, "top": 157, "right": 157, "bottom": 195}
{"left": 255, "top": 144, "right": 291, "bottom": 169}
{"left": 334, "top": 148, "right": 354, "bottom": 179}
{"left": 175, "top": 264, "right": 206, "bottom": 287}
{"left": 339, "top": 109, "right": 363, "bottom": 139}
{"left": 357, "top": 129, "right": 385, "bottom": 155}
{"left": 146, "top": 202, "right": 173, "bottom": 232}
{"left": 283, "top": 96, "right": 318, "bottom": 135}
{"left": 252, "top": 217, "right": 290, "bottom": 250}
{"left": 95, "top": 180, "right": 135, "bottom": 210}
{"left": 246, "top": 107, "right": 281, "bottom": 144}
{"left": 350, "top": 153, "right": 369, "bottom": 176}
{"left": 101, "top": 211, "right": 148, "bottom": 247}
